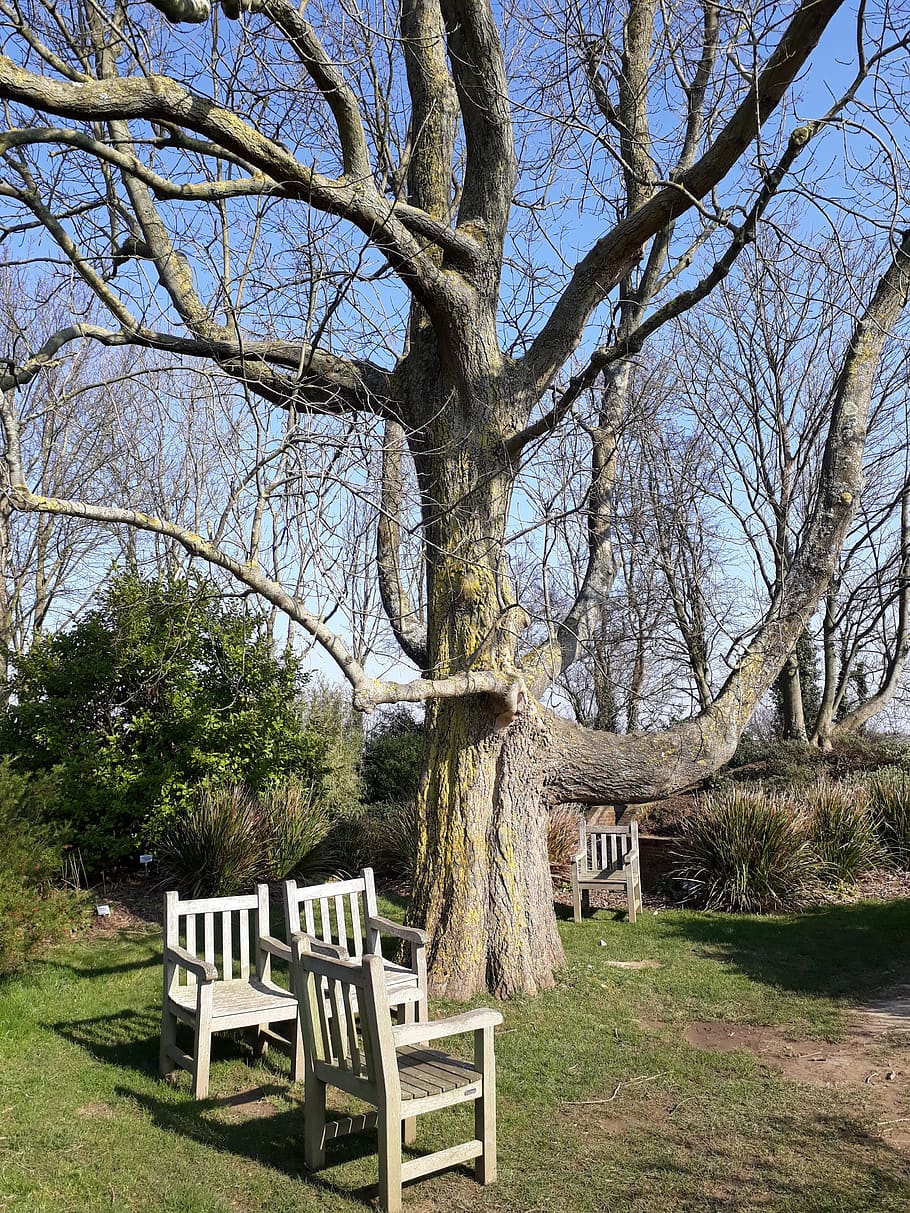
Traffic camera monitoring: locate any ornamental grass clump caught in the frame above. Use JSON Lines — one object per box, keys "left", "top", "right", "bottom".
{"left": 805, "top": 778, "right": 883, "bottom": 883}
{"left": 546, "top": 805, "right": 583, "bottom": 879}
{"left": 866, "top": 769, "right": 910, "bottom": 869}
{"left": 674, "top": 788, "right": 818, "bottom": 913}
{"left": 157, "top": 781, "right": 330, "bottom": 896}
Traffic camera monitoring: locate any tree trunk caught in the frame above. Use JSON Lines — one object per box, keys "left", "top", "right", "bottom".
{"left": 411, "top": 701, "right": 563, "bottom": 999}
{"left": 777, "top": 650, "right": 807, "bottom": 741}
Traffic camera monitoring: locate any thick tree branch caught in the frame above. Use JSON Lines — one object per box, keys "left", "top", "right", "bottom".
{"left": 0, "top": 56, "right": 467, "bottom": 314}
{"left": 439, "top": 0, "right": 515, "bottom": 260}
{"left": 519, "top": 0, "right": 846, "bottom": 398}
{"left": 376, "top": 420, "right": 429, "bottom": 667}
{"left": 548, "top": 230, "right": 910, "bottom": 802}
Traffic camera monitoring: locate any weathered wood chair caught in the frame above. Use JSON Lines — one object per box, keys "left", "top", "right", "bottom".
{"left": 160, "top": 885, "right": 302, "bottom": 1098}
{"left": 283, "top": 867, "right": 428, "bottom": 1023}
{"left": 294, "top": 936, "right": 503, "bottom": 1213}
{"left": 571, "top": 820, "right": 643, "bottom": 924}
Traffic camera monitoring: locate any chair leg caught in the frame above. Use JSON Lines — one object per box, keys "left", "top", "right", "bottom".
{"left": 159, "top": 1005, "right": 178, "bottom": 1080}
{"left": 626, "top": 877, "right": 637, "bottom": 925}
{"left": 303, "top": 1074, "right": 327, "bottom": 1172}
{"left": 289, "top": 1014, "right": 305, "bottom": 1084}
{"left": 399, "top": 1004, "right": 417, "bottom": 1146}
{"left": 377, "top": 1109, "right": 403, "bottom": 1213}
{"left": 475, "top": 1027, "right": 497, "bottom": 1185}
{"left": 191, "top": 1026, "right": 212, "bottom": 1099}
{"left": 572, "top": 879, "right": 582, "bottom": 924}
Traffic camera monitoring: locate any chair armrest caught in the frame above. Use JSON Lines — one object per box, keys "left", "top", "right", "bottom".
{"left": 621, "top": 851, "right": 637, "bottom": 866}
{"left": 259, "top": 934, "right": 292, "bottom": 962}
{"left": 164, "top": 944, "right": 217, "bottom": 983}
{"left": 571, "top": 848, "right": 586, "bottom": 865}
{"left": 367, "top": 915, "right": 428, "bottom": 947}
{"left": 391, "top": 1008, "right": 503, "bottom": 1047}
{"left": 290, "top": 932, "right": 348, "bottom": 962}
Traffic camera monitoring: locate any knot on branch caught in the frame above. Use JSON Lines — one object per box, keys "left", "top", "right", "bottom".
{"left": 491, "top": 678, "right": 527, "bottom": 731}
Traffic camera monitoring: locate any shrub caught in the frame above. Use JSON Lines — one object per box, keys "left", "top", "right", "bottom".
{"left": 156, "top": 781, "right": 329, "bottom": 897}
{"left": 0, "top": 760, "right": 90, "bottom": 975}
{"left": 1, "top": 572, "right": 331, "bottom": 873}
{"left": 674, "top": 788, "right": 818, "bottom": 913}
{"left": 324, "top": 801, "right": 418, "bottom": 886}
{"left": 804, "top": 779, "right": 882, "bottom": 883}
{"left": 362, "top": 709, "right": 423, "bottom": 805}
{"left": 259, "top": 781, "right": 330, "bottom": 881}
{"left": 866, "top": 769, "right": 910, "bottom": 869}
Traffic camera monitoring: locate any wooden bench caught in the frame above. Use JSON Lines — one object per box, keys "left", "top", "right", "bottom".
{"left": 160, "top": 886, "right": 302, "bottom": 1098}
{"left": 283, "top": 867, "right": 428, "bottom": 1024}
{"left": 294, "top": 936, "right": 502, "bottom": 1213}
{"left": 571, "top": 820, "right": 643, "bottom": 924}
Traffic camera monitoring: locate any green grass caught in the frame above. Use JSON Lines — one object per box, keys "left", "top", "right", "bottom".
{"left": 2, "top": 900, "right": 910, "bottom": 1212}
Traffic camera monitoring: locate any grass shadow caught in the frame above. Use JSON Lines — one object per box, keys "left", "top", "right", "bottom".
{"left": 664, "top": 898, "right": 910, "bottom": 1001}
{"left": 120, "top": 1084, "right": 455, "bottom": 1208}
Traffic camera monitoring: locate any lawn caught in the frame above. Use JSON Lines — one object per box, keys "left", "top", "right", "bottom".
{"left": 2, "top": 898, "right": 910, "bottom": 1213}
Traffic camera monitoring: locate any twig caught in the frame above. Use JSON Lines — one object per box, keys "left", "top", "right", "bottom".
{"left": 562, "top": 1072, "right": 664, "bottom": 1105}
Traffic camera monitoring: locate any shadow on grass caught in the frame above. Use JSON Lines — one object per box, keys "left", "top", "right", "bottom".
{"left": 119, "top": 1083, "right": 457, "bottom": 1209}
{"left": 664, "top": 898, "right": 910, "bottom": 1001}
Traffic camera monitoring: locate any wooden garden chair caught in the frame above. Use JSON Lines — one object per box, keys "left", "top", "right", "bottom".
{"left": 293, "top": 936, "right": 503, "bottom": 1213}
{"left": 160, "top": 885, "right": 302, "bottom": 1098}
{"left": 283, "top": 867, "right": 428, "bottom": 1024}
{"left": 571, "top": 820, "right": 643, "bottom": 924}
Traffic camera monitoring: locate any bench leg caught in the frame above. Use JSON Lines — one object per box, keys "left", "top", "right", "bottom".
{"left": 304, "top": 1074, "right": 326, "bottom": 1171}
{"left": 572, "top": 879, "right": 582, "bottom": 923}
{"left": 398, "top": 1003, "right": 417, "bottom": 1146}
{"left": 378, "top": 1109, "right": 403, "bottom": 1213}
{"left": 159, "top": 1004, "right": 178, "bottom": 1080}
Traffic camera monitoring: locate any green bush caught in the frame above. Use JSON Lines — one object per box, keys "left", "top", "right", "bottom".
{"left": 674, "top": 788, "right": 819, "bottom": 913}
{"left": 804, "top": 779, "right": 883, "bottom": 883}
{"left": 362, "top": 709, "right": 423, "bottom": 805}
{"left": 0, "top": 760, "right": 89, "bottom": 975}
{"left": 1, "top": 572, "right": 331, "bottom": 872}
{"left": 866, "top": 769, "right": 910, "bottom": 869}
{"left": 156, "top": 781, "right": 330, "bottom": 897}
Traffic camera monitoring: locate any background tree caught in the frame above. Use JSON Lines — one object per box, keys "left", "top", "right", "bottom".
{"left": 0, "top": 1, "right": 908, "bottom": 996}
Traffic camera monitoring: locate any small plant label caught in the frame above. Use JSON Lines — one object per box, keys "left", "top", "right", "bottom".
{"left": 96, "top": 904, "right": 111, "bottom": 916}
{"left": 139, "top": 854, "right": 153, "bottom": 866}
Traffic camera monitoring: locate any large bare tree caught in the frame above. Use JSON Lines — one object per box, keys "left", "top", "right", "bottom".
{"left": 0, "top": 1, "right": 909, "bottom": 997}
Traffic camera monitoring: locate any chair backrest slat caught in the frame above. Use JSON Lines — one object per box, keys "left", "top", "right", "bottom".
{"left": 164, "top": 888, "right": 269, "bottom": 989}
{"left": 239, "top": 908, "right": 250, "bottom": 979}
{"left": 349, "top": 891, "right": 363, "bottom": 957}
{"left": 283, "top": 871, "right": 375, "bottom": 961}
{"left": 297, "top": 945, "right": 393, "bottom": 1097}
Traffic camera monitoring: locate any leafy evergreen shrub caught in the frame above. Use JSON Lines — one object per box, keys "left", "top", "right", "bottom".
{"left": 804, "top": 779, "right": 883, "bottom": 882}
{"left": 674, "top": 788, "right": 818, "bottom": 913}
{"left": 866, "top": 769, "right": 910, "bottom": 869}
{"left": 362, "top": 709, "right": 423, "bottom": 805}
{"left": 1, "top": 572, "right": 330, "bottom": 872}
{"left": 156, "top": 781, "right": 329, "bottom": 897}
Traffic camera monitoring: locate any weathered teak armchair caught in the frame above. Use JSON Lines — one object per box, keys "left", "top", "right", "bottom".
{"left": 283, "top": 867, "right": 428, "bottom": 1023}
{"left": 294, "top": 938, "right": 503, "bottom": 1213}
{"left": 160, "top": 886, "right": 301, "bottom": 1098}
{"left": 571, "top": 820, "right": 643, "bottom": 924}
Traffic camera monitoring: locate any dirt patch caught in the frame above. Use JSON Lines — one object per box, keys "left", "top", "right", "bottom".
{"left": 84, "top": 877, "right": 162, "bottom": 936}
{"left": 685, "top": 995, "right": 910, "bottom": 1151}
{"left": 76, "top": 1102, "right": 115, "bottom": 1118}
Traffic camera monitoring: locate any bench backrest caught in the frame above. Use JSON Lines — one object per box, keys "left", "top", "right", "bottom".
{"left": 581, "top": 821, "right": 639, "bottom": 874}
{"left": 163, "top": 886, "right": 271, "bottom": 988}
{"left": 296, "top": 943, "right": 393, "bottom": 1098}
{"left": 283, "top": 868, "right": 380, "bottom": 960}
